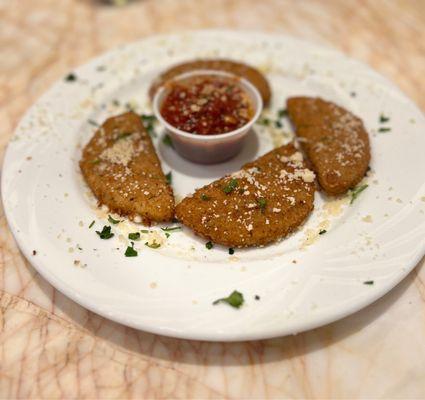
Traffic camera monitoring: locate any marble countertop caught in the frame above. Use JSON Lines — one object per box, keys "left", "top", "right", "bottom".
{"left": 1, "top": 0, "right": 425, "bottom": 398}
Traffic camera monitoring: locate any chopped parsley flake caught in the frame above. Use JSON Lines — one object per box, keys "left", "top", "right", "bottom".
{"left": 145, "top": 124, "right": 156, "bottom": 137}
{"left": 257, "top": 198, "right": 267, "bottom": 212}
{"left": 350, "top": 184, "right": 368, "bottom": 204}
{"left": 96, "top": 225, "right": 114, "bottom": 239}
{"left": 213, "top": 290, "right": 244, "bottom": 308}
{"left": 319, "top": 229, "right": 327, "bottom": 235}
{"left": 166, "top": 172, "right": 172, "bottom": 184}
{"left": 378, "top": 127, "right": 391, "bottom": 133}
{"left": 201, "top": 194, "right": 211, "bottom": 201}
{"left": 88, "top": 119, "right": 99, "bottom": 127}
{"left": 205, "top": 241, "right": 213, "bottom": 250}
{"left": 363, "top": 280, "right": 374, "bottom": 285}
{"left": 161, "top": 226, "right": 181, "bottom": 233}
{"left": 116, "top": 132, "right": 132, "bottom": 141}
{"left": 141, "top": 114, "right": 156, "bottom": 124}
{"left": 379, "top": 114, "right": 390, "bottom": 123}
{"left": 65, "top": 73, "right": 77, "bottom": 82}
{"left": 162, "top": 134, "right": 173, "bottom": 147}
{"left": 257, "top": 117, "right": 270, "bottom": 126}
{"left": 89, "top": 220, "right": 95, "bottom": 229}
{"left": 125, "top": 102, "right": 136, "bottom": 112}
{"left": 141, "top": 114, "right": 157, "bottom": 137}
{"left": 112, "top": 99, "right": 120, "bottom": 106}
{"left": 223, "top": 178, "right": 238, "bottom": 194}
{"left": 91, "top": 159, "right": 100, "bottom": 164}
{"left": 140, "top": 229, "right": 150, "bottom": 233}
{"left": 128, "top": 232, "right": 141, "bottom": 240}
{"left": 145, "top": 241, "right": 161, "bottom": 249}
{"left": 275, "top": 120, "right": 283, "bottom": 128}
{"left": 125, "top": 242, "right": 138, "bottom": 257}
{"left": 278, "top": 108, "right": 288, "bottom": 118}
{"left": 108, "top": 215, "right": 121, "bottom": 224}
{"left": 228, "top": 248, "right": 234, "bottom": 255}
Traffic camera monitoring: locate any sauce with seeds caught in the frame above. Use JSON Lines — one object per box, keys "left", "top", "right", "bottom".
{"left": 160, "top": 75, "right": 254, "bottom": 135}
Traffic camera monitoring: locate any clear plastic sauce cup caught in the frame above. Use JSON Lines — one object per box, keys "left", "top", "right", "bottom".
{"left": 153, "top": 70, "right": 263, "bottom": 164}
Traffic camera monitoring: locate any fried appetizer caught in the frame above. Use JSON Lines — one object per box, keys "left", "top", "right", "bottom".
{"left": 149, "top": 59, "right": 271, "bottom": 106}
{"left": 80, "top": 112, "right": 174, "bottom": 224}
{"left": 175, "top": 144, "right": 315, "bottom": 247}
{"left": 287, "top": 97, "right": 370, "bottom": 196}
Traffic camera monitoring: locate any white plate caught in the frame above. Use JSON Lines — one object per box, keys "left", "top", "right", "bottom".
{"left": 2, "top": 31, "right": 425, "bottom": 341}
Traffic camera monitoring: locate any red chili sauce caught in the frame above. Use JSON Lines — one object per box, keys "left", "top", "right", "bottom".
{"left": 160, "top": 75, "right": 254, "bottom": 135}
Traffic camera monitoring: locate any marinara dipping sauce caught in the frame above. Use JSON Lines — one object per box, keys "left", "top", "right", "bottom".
{"left": 153, "top": 70, "right": 263, "bottom": 164}
{"left": 160, "top": 74, "right": 255, "bottom": 135}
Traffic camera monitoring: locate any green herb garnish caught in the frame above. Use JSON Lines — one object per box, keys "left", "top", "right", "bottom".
{"left": 108, "top": 215, "right": 121, "bottom": 224}
{"left": 165, "top": 172, "right": 172, "bottom": 184}
{"left": 378, "top": 127, "right": 391, "bottom": 133}
{"left": 162, "top": 134, "right": 173, "bottom": 148}
{"left": 223, "top": 178, "right": 238, "bottom": 194}
{"left": 228, "top": 248, "right": 234, "bottom": 255}
{"left": 201, "top": 194, "right": 211, "bottom": 201}
{"left": 379, "top": 114, "right": 390, "bottom": 123}
{"left": 213, "top": 290, "right": 244, "bottom": 308}
{"left": 125, "top": 242, "right": 138, "bottom": 257}
{"left": 141, "top": 114, "right": 156, "bottom": 124}
{"left": 257, "top": 117, "right": 270, "bottom": 126}
{"left": 350, "top": 184, "right": 368, "bottom": 204}
{"left": 140, "top": 229, "right": 150, "bottom": 233}
{"left": 363, "top": 280, "right": 374, "bottom": 285}
{"left": 145, "top": 125, "right": 156, "bottom": 137}
{"left": 257, "top": 198, "right": 267, "bottom": 212}
{"left": 128, "top": 232, "right": 141, "bottom": 241}
{"left": 277, "top": 108, "right": 288, "bottom": 118}
{"left": 88, "top": 119, "right": 99, "bottom": 127}
{"left": 91, "top": 159, "right": 100, "bottom": 164}
{"left": 275, "top": 120, "right": 283, "bottom": 128}
{"left": 116, "top": 132, "right": 132, "bottom": 140}
{"left": 96, "top": 225, "right": 114, "bottom": 239}
{"left": 205, "top": 241, "right": 213, "bottom": 250}
{"left": 65, "top": 73, "right": 77, "bottom": 82}
{"left": 145, "top": 241, "right": 161, "bottom": 249}
{"left": 125, "top": 102, "right": 136, "bottom": 112}
{"left": 319, "top": 229, "right": 327, "bottom": 235}
{"left": 89, "top": 220, "right": 95, "bottom": 229}
{"left": 161, "top": 226, "right": 182, "bottom": 233}
{"left": 141, "top": 114, "right": 157, "bottom": 137}
{"left": 112, "top": 99, "right": 120, "bottom": 106}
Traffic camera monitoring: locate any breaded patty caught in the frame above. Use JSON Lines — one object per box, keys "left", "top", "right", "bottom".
{"left": 287, "top": 97, "right": 370, "bottom": 196}
{"left": 80, "top": 112, "right": 174, "bottom": 224}
{"left": 175, "top": 144, "right": 315, "bottom": 248}
{"left": 149, "top": 59, "right": 271, "bottom": 106}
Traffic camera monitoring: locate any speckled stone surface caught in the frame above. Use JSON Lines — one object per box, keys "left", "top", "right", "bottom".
{"left": 1, "top": 0, "right": 425, "bottom": 398}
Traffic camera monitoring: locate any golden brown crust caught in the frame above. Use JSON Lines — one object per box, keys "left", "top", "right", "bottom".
{"left": 149, "top": 59, "right": 271, "bottom": 106}
{"left": 175, "top": 144, "right": 315, "bottom": 248}
{"left": 80, "top": 112, "right": 175, "bottom": 224}
{"left": 287, "top": 97, "right": 371, "bottom": 196}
